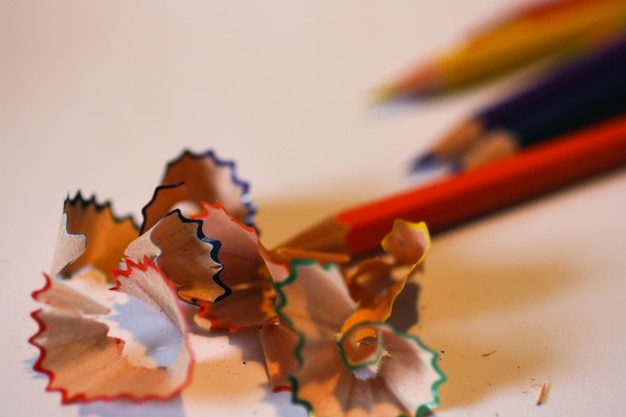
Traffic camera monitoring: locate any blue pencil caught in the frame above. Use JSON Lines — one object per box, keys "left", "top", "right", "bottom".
{"left": 411, "top": 35, "right": 626, "bottom": 171}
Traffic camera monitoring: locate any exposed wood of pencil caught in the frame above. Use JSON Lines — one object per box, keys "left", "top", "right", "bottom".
{"left": 430, "top": 118, "right": 487, "bottom": 161}
{"left": 281, "top": 116, "right": 626, "bottom": 257}
{"left": 408, "top": 117, "right": 484, "bottom": 171}
{"left": 456, "top": 129, "right": 521, "bottom": 170}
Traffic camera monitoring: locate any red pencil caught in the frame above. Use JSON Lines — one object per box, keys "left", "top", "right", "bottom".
{"left": 281, "top": 115, "right": 626, "bottom": 257}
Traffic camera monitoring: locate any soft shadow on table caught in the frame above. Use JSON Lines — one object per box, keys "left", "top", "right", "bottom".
{"left": 417, "top": 246, "right": 579, "bottom": 411}
{"left": 179, "top": 324, "right": 307, "bottom": 417}
{"left": 388, "top": 281, "right": 422, "bottom": 332}
{"left": 180, "top": 328, "right": 262, "bottom": 396}
{"left": 253, "top": 193, "right": 375, "bottom": 249}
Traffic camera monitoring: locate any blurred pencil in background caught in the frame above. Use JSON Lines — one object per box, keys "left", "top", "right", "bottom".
{"left": 412, "top": 35, "right": 626, "bottom": 171}
{"left": 282, "top": 115, "right": 626, "bottom": 257}
{"left": 376, "top": 0, "right": 626, "bottom": 101}
{"left": 279, "top": 0, "right": 626, "bottom": 258}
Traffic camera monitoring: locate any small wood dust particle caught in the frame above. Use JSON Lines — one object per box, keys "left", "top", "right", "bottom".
{"left": 482, "top": 350, "right": 497, "bottom": 357}
{"left": 536, "top": 382, "right": 550, "bottom": 406}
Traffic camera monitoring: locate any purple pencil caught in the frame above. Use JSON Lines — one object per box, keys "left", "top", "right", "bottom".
{"left": 411, "top": 34, "right": 626, "bottom": 171}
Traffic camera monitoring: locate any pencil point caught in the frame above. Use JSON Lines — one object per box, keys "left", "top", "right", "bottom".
{"left": 409, "top": 153, "right": 441, "bottom": 172}
{"left": 370, "top": 86, "right": 397, "bottom": 104}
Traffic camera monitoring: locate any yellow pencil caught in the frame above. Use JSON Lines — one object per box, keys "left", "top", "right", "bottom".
{"left": 376, "top": 0, "right": 626, "bottom": 100}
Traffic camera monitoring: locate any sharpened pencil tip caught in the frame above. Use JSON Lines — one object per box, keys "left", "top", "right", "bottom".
{"left": 370, "top": 86, "right": 397, "bottom": 104}
{"left": 409, "top": 153, "right": 441, "bottom": 172}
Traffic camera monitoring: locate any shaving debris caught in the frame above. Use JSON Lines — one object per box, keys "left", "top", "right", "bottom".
{"left": 536, "top": 382, "right": 550, "bottom": 406}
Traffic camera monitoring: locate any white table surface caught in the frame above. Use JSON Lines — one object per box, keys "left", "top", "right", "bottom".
{"left": 2, "top": 1, "right": 626, "bottom": 416}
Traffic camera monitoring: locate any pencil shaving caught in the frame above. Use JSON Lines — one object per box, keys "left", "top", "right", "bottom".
{"left": 275, "top": 260, "right": 445, "bottom": 417}
{"left": 141, "top": 149, "right": 256, "bottom": 233}
{"left": 60, "top": 192, "right": 138, "bottom": 282}
{"left": 536, "top": 382, "right": 550, "bottom": 406}
{"left": 29, "top": 148, "right": 446, "bottom": 415}
{"left": 31, "top": 217, "right": 193, "bottom": 402}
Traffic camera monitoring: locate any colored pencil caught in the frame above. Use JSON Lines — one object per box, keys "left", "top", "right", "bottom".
{"left": 452, "top": 50, "right": 626, "bottom": 170}
{"left": 280, "top": 115, "right": 626, "bottom": 257}
{"left": 412, "top": 35, "right": 626, "bottom": 170}
{"left": 376, "top": 0, "right": 626, "bottom": 100}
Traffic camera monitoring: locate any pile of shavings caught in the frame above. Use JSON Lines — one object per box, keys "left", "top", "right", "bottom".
{"left": 29, "top": 149, "right": 446, "bottom": 417}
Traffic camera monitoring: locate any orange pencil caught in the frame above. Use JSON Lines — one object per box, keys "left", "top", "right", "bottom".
{"left": 376, "top": 0, "right": 626, "bottom": 99}
{"left": 281, "top": 115, "right": 626, "bottom": 257}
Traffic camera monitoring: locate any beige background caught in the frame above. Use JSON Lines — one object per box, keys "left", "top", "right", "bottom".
{"left": 2, "top": 1, "right": 626, "bottom": 416}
